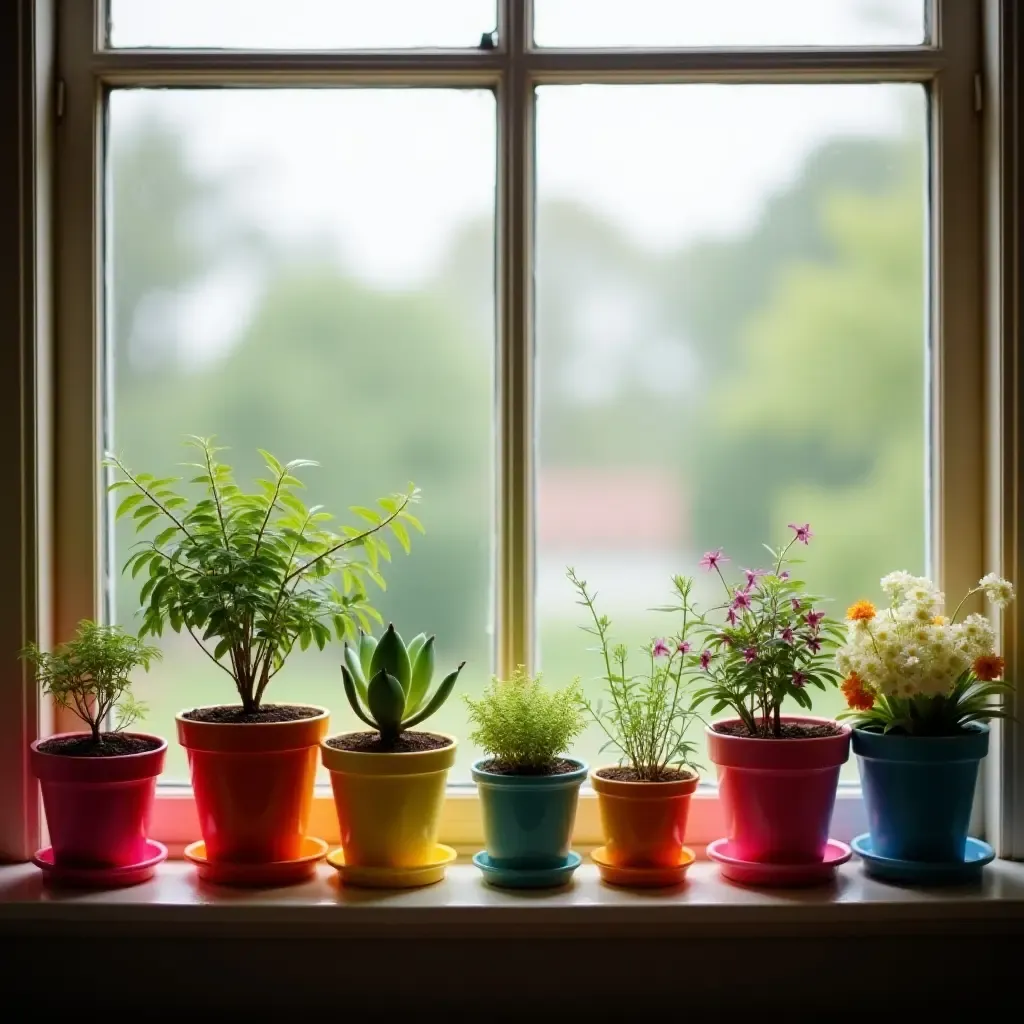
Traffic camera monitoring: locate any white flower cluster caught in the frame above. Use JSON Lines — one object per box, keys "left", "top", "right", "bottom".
{"left": 836, "top": 573, "right": 1012, "bottom": 700}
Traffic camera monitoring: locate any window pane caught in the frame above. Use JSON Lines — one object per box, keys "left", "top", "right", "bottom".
{"left": 108, "top": 0, "right": 494, "bottom": 49}
{"left": 536, "top": 84, "right": 927, "bottom": 780}
{"left": 534, "top": 0, "right": 925, "bottom": 47}
{"left": 108, "top": 89, "right": 496, "bottom": 782}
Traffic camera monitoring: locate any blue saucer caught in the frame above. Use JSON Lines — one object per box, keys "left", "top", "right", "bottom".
{"left": 472, "top": 851, "right": 582, "bottom": 889}
{"left": 851, "top": 833, "right": 995, "bottom": 885}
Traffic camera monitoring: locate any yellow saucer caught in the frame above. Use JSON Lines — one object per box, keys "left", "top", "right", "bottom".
{"left": 327, "top": 844, "right": 457, "bottom": 889}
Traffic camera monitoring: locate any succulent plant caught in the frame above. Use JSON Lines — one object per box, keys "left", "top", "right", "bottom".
{"left": 342, "top": 624, "right": 465, "bottom": 745}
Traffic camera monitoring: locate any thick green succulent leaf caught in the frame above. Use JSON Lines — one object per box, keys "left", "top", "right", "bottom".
{"left": 367, "top": 668, "right": 405, "bottom": 735}
{"left": 358, "top": 629, "right": 377, "bottom": 679}
{"left": 343, "top": 642, "right": 368, "bottom": 705}
{"left": 369, "top": 623, "right": 411, "bottom": 694}
{"left": 407, "top": 633, "right": 428, "bottom": 668}
{"left": 402, "top": 661, "right": 465, "bottom": 731}
{"left": 341, "top": 665, "right": 377, "bottom": 730}
{"left": 405, "top": 635, "right": 435, "bottom": 716}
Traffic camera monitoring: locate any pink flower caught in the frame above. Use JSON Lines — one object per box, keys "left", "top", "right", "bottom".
{"left": 677, "top": 641, "right": 691, "bottom": 654}
{"left": 743, "top": 647, "right": 758, "bottom": 664}
{"left": 792, "top": 671, "right": 807, "bottom": 688}
{"left": 700, "top": 650, "right": 712, "bottom": 670}
{"left": 781, "top": 626, "right": 795, "bottom": 644}
{"left": 779, "top": 570, "right": 790, "bottom": 580}
{"left": 805, "top": 609, "right": 825, "bottom": 632}
{"left": 789, "top": 523, "right": 813, "bottom": 545}
{"left": 699, "top": 549, "right": 729, "bottom": 572}
{"left": 806, "top": 636, "right": 822, "bottom": 654}
{"left": 742, "top": 568, "right": 766, "bottom": 589}
{"left": 726, "top": 608, "right": 738, "bottom": 626}
{"left": 731, "top": 589, "right": 752, "bottom": 612}
{"left": 791, "top": 598, "right": 802, "bottom": 612}
{"left": 652, "top": 638, "right": 671, "bottom": 658}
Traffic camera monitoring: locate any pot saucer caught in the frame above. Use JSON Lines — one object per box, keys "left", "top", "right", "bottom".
{"left": 184, "top": 836, "right": 327, "bottom": 887}
{"left": 32, "top": 839, "right": 167, "bottom": 888}
{"left": 707, "top": 838, "right": 851, "bottom": 887}
{"left": 851, "top": 833, "right": 995, "bottom": 885}
{"left": 590, "top": 845, "right": 696, "bottom": 888}
{"left": 472, "top": 850, "right": 582, "bottom": 889}
{"left": 327, "top": 844, "right": 457, "bottom": 889}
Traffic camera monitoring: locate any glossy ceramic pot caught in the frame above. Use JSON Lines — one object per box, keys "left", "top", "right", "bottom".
{"left": 853, "top": 723, "right": 988, "bottom": 862}
{"left": 177, "top": 705, "right": 329, "bottom": 863}
{"left": 472, "top": 757, "right": 587, "bottom": 869}
{"left": 31, "top": 732, "right": 167, "bottom": 867}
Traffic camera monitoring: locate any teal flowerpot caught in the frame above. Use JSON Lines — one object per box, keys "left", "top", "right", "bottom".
{"left": 471, "top": 757, "right": 587, "bottom": 869}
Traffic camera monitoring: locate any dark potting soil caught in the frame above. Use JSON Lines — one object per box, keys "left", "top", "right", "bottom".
{"left": 713, "top": 720, "right": 842, "bottom": 740}
{"left": 180, "top": 704, "right": 322, "bottom": 725}
{"left": 596, "top": 766, "right": 696, "bottom": 784}
{"left": 37, "top": 734, "right": 162, "bottom": 758}
{"left": 325, "top": 731, "right": 451, "bottom": 754}
{"left": 479, "top": 757, "right": 580, "bottom": 776}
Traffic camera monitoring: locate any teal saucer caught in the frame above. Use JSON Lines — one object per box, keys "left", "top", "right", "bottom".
{"left": 472, "top": 850, "right": 582, "bottom": 889}
{"left": 852, "top": 833, "right": 995, "bottom": 885}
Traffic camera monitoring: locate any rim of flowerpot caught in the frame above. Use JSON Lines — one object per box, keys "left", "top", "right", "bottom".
{"left": 471, "top": 756, "right": 588, "bottom": 786}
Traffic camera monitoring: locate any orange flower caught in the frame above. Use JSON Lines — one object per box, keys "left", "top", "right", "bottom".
{"left": 841, "top": 673, "right": 875, "bottom": 711}
{"left": 972, "top": 654, "right": 1005, "bottom": 682}
{"left": 846, "top": 600, "right": 876, "bottom": 622}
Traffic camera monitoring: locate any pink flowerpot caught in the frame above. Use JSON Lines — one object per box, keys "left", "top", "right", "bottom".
{"left": 707, "top": 716, "right": 851, "bottom": 864}
{"left": 30, "top": 732, "right": 167, "bottom": 868}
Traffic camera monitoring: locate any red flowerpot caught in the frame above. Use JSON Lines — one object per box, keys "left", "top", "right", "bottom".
{"left": 30, "top": 732, "right": 167, "bottom": 867}
{"left": 707, "top": 716, "right": 851, "bottom": 863}
{"left": 177, "top": 706, "right": 329, "bottom": 863}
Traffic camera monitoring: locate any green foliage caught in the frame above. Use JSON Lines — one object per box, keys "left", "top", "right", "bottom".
{"left": 464, "top": 666, "right": 587, "bottom": 769}
{"left": 21, "top": 621, "right": 160, "bottom": 743}
{"left": 107, "top": 436, "right": 423, "bottom": 712}
{"left": 568, "top": 568, "right": 700, "bottom": 781}
{"left": 342, "top": 623, "right": 465, "bottom": 745}
{"left": 839, "top": 673, "right": 1013, "bottom": 737}
{"left": 688, "top": 535, "right": 844, "bottom": 738}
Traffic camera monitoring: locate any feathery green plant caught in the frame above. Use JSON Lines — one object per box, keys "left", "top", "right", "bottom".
{"left": 21, "top": 620, "right": 160, "bottom": 744}
{"left": 464, "top": 666, "right": 586, "bottom": 769}
{"left": 342, "top": 624, "right": 465, "bottom": 746}
{"left": 107, "top": 436, "right": 422, "bottom": 713}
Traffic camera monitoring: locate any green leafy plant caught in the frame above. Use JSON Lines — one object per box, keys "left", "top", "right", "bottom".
{"left": 21, "top": 620, "right": 160, "bottom": 744}
{"left": 341, "top": 624, "right": 464, "bottom": 746}
{"left": 836, "top": 571, "right": 1015, "bottom": 735}
{"left": 464, "top": 666, "right": 587, "bottom": 770}
{"left": 686, "top": 526, "right": 844, "bottom": 738}
{"left": 568, "top": 568, "right": 701, "bottom": 782}
{"left": 107, "top": 436, "right": 423, "bottom": 713}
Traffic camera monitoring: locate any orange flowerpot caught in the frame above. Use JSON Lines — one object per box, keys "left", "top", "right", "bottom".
{"left": 591, "top": 767, "right": 699, "bottom": 868}
{"left": 176, "top": 705, "right": 329, "bottom": 863}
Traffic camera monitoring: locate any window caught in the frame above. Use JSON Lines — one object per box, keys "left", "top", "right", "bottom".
{"left": 46, "top": 0, "right": 992, "bottom": 849}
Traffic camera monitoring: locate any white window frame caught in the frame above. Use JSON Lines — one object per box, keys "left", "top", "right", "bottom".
{"left": 6, "top": 0, "right": 1022, "bottom": 860}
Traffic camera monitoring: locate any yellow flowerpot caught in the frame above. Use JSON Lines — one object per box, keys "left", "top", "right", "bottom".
{"left": 320, "top": 732, "right": 456, "bottom": 868}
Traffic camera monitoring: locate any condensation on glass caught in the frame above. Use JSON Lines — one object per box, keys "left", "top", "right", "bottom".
{"left": 533, "top": 0, "right": 926, "bottom": 48}
{"left": 106, "top": 88, "right": 497, "bottom": 781}
{"left": 107, "top": 0, "right": 496, "bottom": 49}
{"left": 534, "top": 83, "right": 928, "bottom": 778}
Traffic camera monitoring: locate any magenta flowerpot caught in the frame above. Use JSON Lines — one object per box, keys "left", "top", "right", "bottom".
{"left": 707, "top": 716, "right": 851, "bottom": 863}
{"left": 30, "top": 732, "right": 167, "bottom": 867}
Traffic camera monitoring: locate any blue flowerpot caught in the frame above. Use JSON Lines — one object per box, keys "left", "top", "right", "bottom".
{"left": 852, "top": 724, "right": 989, "bottom": 863}
{"left": 471, "top": 757, "right": 587, "bottom": 869}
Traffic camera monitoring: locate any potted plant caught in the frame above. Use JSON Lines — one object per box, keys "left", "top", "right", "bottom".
{"left": 321, "top": 623, "right": 464, "bottom": 886}
{"left": 689, "top": 525, "right": 851, "bottom": 879}
{"left": 838, "top": 570, "right": 1014, "bottom": 876}
{"left": 22, "top": 621, "right": 167, "bottom": 881}
{"left": 108, "top": 436, "right": 422, "bottom": 880}
{"left": 465, "top": 666, "right": 588, "bottom": 888}
{"left": 567, "top": 568, "right": 702, "bottom": 885}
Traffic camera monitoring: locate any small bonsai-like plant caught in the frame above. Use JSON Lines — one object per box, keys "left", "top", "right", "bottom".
{"left": 687, "top": 524, "right": 844, "bottom": 738}
{"left": 21, "top": 620, "right": 160, "bottom": 746}
{"left": 341, "top": 624, "right": 465, "bottom": 747}
{"left": 567, "top": 568, "right": 701, "bottom": 782}
{"left": 837, "top": 571, "right": 1015, "bottom": 736}
{"left": 464, "top": 666, "right": 587, "bottom": 774}
{"left": 107, "top": 437, "right": 423, "bottom": 715}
